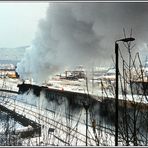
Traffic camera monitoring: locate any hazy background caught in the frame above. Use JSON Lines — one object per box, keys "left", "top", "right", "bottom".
{"left": 0, "top": 2, "right": 148, "bottom": 83}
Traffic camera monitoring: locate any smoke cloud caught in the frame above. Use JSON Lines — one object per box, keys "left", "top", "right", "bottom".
{"left": 16, "top": 2, "right": 148, "bottom": 84}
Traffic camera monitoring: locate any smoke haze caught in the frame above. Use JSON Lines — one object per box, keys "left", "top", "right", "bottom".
{"left": 16, "top": 2, "right": 148, "bottom": 84}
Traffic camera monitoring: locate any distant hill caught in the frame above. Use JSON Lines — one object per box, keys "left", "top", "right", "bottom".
{"left": 0, "top": 60, "right": 19, "bottom": 65}
{"left": 0, "top": 45, "right": 29, "bottom": 62}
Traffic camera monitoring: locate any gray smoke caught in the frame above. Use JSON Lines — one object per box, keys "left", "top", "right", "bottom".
{"left": 16, "top": 2, "right": 148, "bottom": 84}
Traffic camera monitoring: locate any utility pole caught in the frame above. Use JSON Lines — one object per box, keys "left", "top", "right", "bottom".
{"left": 115, "top": 37, "right": 135, "bottom": 146}
{"left": 83, "top": 102, "right": 89, "bottom": 146}
{"left": 115, "top": 42, "right": 119, "bottom": 146}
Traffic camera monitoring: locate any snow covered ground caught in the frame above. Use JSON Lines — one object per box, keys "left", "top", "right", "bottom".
{"left": 0, "top": 86, "right": 116, "bottom": 146}
{"left": 0, "top": 76, "right": 148, "bottom": 107}
{"left": 0, "top": 77, "right": 148, "bottom": 146}
{"left": 0, "top": 78, "right": 21, "bottom": 92}
{"left": 45, "top": 78, "right": 148, "bottom": 104}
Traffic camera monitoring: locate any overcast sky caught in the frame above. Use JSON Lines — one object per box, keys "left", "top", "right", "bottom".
{"left": 0, "top": 2, "right": 49, "bottom": 48}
